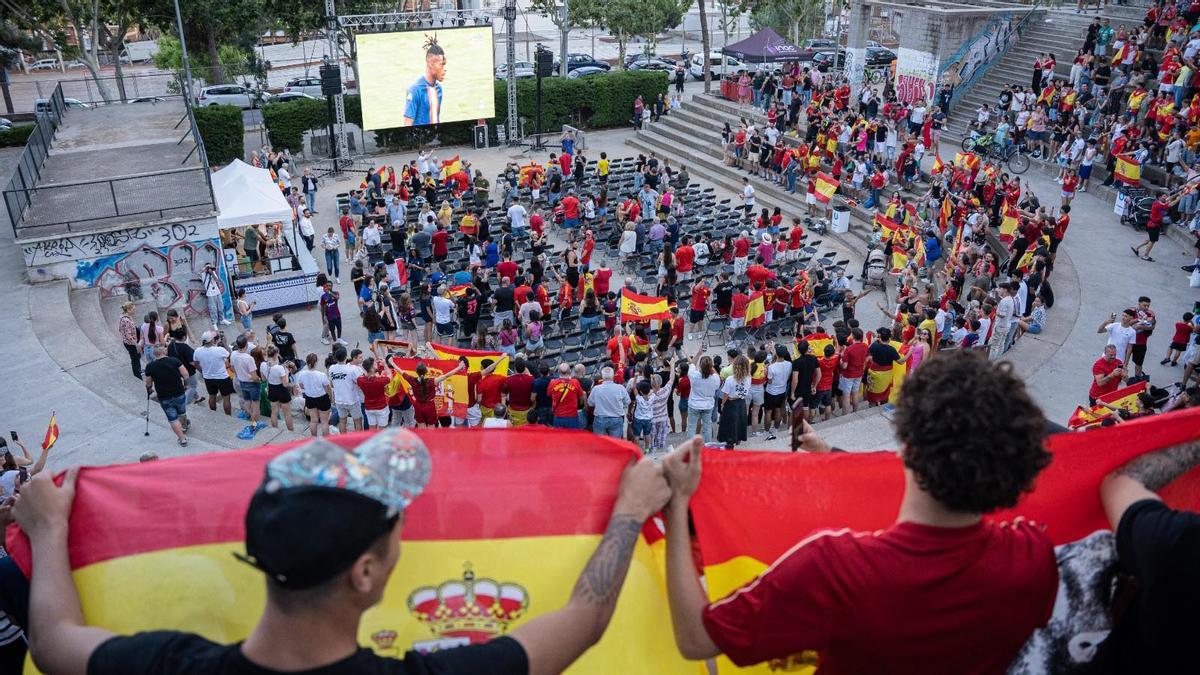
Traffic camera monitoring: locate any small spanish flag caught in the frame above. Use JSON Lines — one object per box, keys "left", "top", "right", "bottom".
{"left": 744, "top": 291, "right": 767, "bottom": 328}
{"left": 430, "top": 344, "right": 510, "bottom": 375}
{"left": 800, "top": 331, "right": 834, "bottom": 357}
{"left": 1126, "top": 88, "right": 1147, "bottom": 111}
{"left": 890, "top": 249, "right": 909, "bottom": 274}
{"left": 1112, "top": 43, "right": 1131, "bottom": 66}
{"left": 1114, "top": 154, "right": 1141, "bottom": 186}
{"left": 619, "top": 289, "right": 671, "bottom": 322}
{"left": 813, "top": 172, "right": 839, "bottom": 204}
{"left": 41, "top": 411, "right": 58, "bottom": 451}
{"left": 448, "top": 283, "right": 471, "bottom": 298}
{"left": 439, "top": 155, "right": 463, "bottom": 180}
{"left": 931, "top": 154, "right": 944, "bottom": 174}
{"left": 939, "top": 197, "right": 952, "bottom": 231}
{"left": 954, "top": 152, "right": 980, "bottom": 171}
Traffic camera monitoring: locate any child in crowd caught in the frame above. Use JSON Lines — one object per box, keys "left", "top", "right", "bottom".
{"left": 632, "top": 380, "right": 654, "bottom": 452}
{"left": 1162, "top": 312, "right": 1195, "bottom": 367}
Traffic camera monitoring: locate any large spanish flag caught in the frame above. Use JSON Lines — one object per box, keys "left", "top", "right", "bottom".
{"left": 999, "top": 207, "right": 1019, "bottom": 244}
{"left": 619, "top": 289, "right": 671, "bottom": 322}
{"left": 813, "top": 173, "right": 839, "bottom": 204}
{"left": 798, "top": 332, "right": 834, "bottom": 357}
{"left": 429, "top": 343, "right": 510, "bottom": 376}
{"left": 692, "top": 408, "right": 1200, "bottom": 674}
{"left": 1067, "top": 380, "right": 1150, "bottom": 429}
{"left": 743, "top": 291, "right": 766, "bottom": 328}
{"left": 1113, "top": 153, "right": 1141, "bottom": 186}
{"left": 388, "top": 357, "right": 470, "bottom": 418}
{"left": 6, "top": 430, "right": 693, "bottom": 675}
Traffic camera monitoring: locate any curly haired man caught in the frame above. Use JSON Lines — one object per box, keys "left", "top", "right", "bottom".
{"left": 659, "top": 349, "right": 1059, "bottom": 674}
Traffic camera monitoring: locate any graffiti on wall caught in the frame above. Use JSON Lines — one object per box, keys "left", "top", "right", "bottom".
{"left": 939, "top": 13, "right": 1017, "bottom": 107}
{"left": 22, "top": 219, "right": 218, "bottom": 266}
{"left": 74, "top": 238, "right": 231, "bottom": 318}
{"left": 843, "top": 47, "right": 866, "bottom": 89}
{"left": 895, "top": 47, "right": 938, "bottom": 105}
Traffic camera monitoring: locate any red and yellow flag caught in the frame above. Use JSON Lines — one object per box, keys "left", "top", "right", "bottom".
{"left": 692, "top": 408, "right": 1200, "bottom": 674}
{"left": 798, "top": 332, "right": 834, "bottom": 357}
{"left": 1114, "top": 154, "right": 1141, "bottom": 186}
{"left": 931, "top": 154, "right": 944, "bottom": 175}
{"left": 864, "top": 360, "right": 893, "bottom": 404}
{"left": 813, "top": 173, "right": 839, "bottom": 204}
{"left": 619, "top": 289, "right": 671, "bottom": 322}
{"left": 5, "top": 431, "right": 693, "bottom": 675}
{"left": 938, "top": 197, "right": 952, "bottom": 232}
{"left": 1067, "top": 381, "right": 1150, "bottom": 429}
{"left": 999, "top": 208, "right": 1019, "bottom": 244}
{"left": 428, "top": 344, "right": 510, "bottom": 376}
{"left": 388, "top": 357, "right": 470, "bottom": 418}
{"left": 448, "top": 283, "right": 471, "bottom": 298}
{"left": 890, "top": 248, "right": 908, "bottom": 274}
{"left": 743, "top": 291, "right": 766, "bottom": 328}
{"left": 41, "top": 411, "right": 59, "bottom": 451}
{"left": 439, "top": 155, "right": 463, "bottom": 180}
{"left": 954, "top": 152, "right": 980, "bottom": 171}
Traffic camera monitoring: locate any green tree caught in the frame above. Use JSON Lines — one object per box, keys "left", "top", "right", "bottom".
{"left": 141, "top": 0, "right": 263, "bottom": 84}
{"left": 0, "top": 0, "right": 125, "bottom": 100}
{"left": 527, "top": 0, "right": 604, "bottom": 75}
{"left": 746, "top": 0, "right": 823, "bottom": 45}
{"left": 602, "top": 0, "right": 688, "bottom": 68}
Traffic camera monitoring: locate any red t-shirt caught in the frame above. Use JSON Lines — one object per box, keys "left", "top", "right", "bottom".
{"left": 676, "top": 375, "right": 691, "bottom": 399}
{"left": 734, "top": 237, "right": 752, "bottom": 258}
{"left": 672, "top": 317, "right": 685, "bottom": 341}
{"left": 1090, "top": 357, "right": 1123, "bottom": 399}
{"left": 1061, "top": 175, "right": 1077, "bottom": 194}
{"left": 840, "top": 342, "right": 869, "bottom": 378}
{"left": 788, "top": 227, "right": 804, "bottom": 250}
{"left": 502, "top": 373, "right": 535, "bottom": 410}
{"left": 478, "top": 373, "right": 507, "bottom": 408}
{"left": 432, "top": 230, "right": 449, "bottom": 257}
{"left": 607, "top": 335, "right": 632, "bottom": 365}
{"left": 463, "top": 371, "right": 482, "bottom": 407}
{"left": 731, "top": 293, "right": 750, "bottom": 319}
{"left": 548, "top": 377, "right": 583, "bottom": 418}
{"left": 676, "top": 245, "right": 696, "bottom": 273}
{"left": 691, "top": 285, "right": 711, "bottom": 312}
{"left": 558, "top": 153, "right": 572, "bottom": 175}
{"left": 514, "top": 285, "right": 532, "bottom": 305}
{"left": 747, "top": 265, "right": 775, "bottom": 288}
{"left": 356, "top": 374, "right": 391, "bottom": 411}
{"left": 562, "top": 195, "right": 580, "bottom": 219}
{"left": 497, "top": 260, "right": 519, "bottom": 282}
{"left": 701, "top": 521, "right": 1057, "bottom": 672}
{"left": 530, "top": 213, "right": 545, "bottom": 237}
{"left": 816, "top": 355, "right": 838, "bottom": 390}
{"left": 1173, "top": 321, "right": 1193, "bottom": 345}
{"left": 581, "top": 239, "right": 595, "bottom": 264}
{"left": 1053, "top": 214, "right": 1069, "bottom": 241}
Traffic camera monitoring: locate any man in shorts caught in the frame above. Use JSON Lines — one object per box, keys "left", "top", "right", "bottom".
{"left": 144, "top": 343, "right": 191, "bottom": 446}
{"left": 432, "top": 284, "right": 457, "bottom": 342}
{"left": 193, "top": 330, "right": 234, "bottom": 416}
{"left": 839, "top": 329, "right": 868, "bottom": 413}
{"left": 230, "top": 335, "right": 265, "bottom": 437}
{"left": 329, "top": 347, "right": 365, "bottom": 433}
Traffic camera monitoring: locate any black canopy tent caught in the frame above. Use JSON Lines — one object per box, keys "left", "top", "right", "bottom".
{"left": 719, "top": 28, "right": 803, "bottom": 64}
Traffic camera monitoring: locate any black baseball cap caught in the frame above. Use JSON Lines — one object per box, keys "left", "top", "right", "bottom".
{"left": 235, "top": 430, "right": 432, "bottom": 590}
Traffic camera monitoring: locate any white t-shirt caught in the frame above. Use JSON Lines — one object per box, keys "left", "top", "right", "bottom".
{"left": 230, "top": 350, "right": 258, "bottom": 383}
{"left": 193, "top": 346, "right": 230, "bottom": 380}
{"left": 328, "top": 363, "right": 365, "bottom": 404}
{"left": 507, "top": 204, "right": 528, "bottom": 230}
{"left": 721, "top": 375, "right": 750, "bottom": 400}
{"left": 1105, "top": 322, "right": 1137, "bottom": 358}
{"left": 298, "top": 215, "right": 315, "bottom": 237}
{"left": 686, "top": 366, "right": 721, "bottom": 411}
{"left": 262, "top": 362, "right": 288, "bottom": 386}
{"left": 296, "top": 368, "right": 330, "bottom": 398}
{"left": 633, "top": 395, "right": 655, "bottom": 421}
{"left": 765, "top": 361, "right": 793, "bottom": 395}
{"left": 993, "top": 295, "right": 1015, "bottom": 331}
{"left": 432, "top": 296, "right": 455, "bottom": 324}
{"left": 743, "top": 184, "right": 756, "bottom": 208}
{"left": 0, "top": 470, "right": 19, "bottom": 499}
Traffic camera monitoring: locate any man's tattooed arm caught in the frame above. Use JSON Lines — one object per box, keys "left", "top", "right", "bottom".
{"left": 1116, "top": 441, "right": 1200, "bottom": 491}
{"left": 571, "top": 514, "right": 643, "bottom": 609}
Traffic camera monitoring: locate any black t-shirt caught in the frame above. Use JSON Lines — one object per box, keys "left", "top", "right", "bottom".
{"left": 791, "top": 354, "right": 819, "bottom": 398}
{"left": 1088, "top": 499, "right": 1200, "bottom": 674}
{"left": 145, "top": 357, "right": 186, "bottom": 400}
{"left": 714, "top": 282, "right": 734, "bottom": 310}
{"left": 88, "top": 632, "right": 528, "bottom": 675}
{"left": 168, "top": 341, "right": 196, "bottom": 376}
{"left": 272, "top": 331, "right": 297, "bottom": 361}
{"left": 867, "top": 341, "right": 901, "bottom": 367}
{"left": 493, "top": 286, "right": 515, "bottom": 312}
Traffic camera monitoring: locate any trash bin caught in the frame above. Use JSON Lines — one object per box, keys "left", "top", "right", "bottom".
{"left": 831, "top": 204, "right": 851, "bottom": 234}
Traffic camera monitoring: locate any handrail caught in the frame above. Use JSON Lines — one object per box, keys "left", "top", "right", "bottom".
{"left": 4, "top": 82, "right": 67, "bottom": 237}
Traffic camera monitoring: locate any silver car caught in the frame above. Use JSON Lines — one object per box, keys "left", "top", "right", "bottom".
{"left": 196, "top": 84, "right": 259, "bottom": 109}
{"left": 284, "top": 76, "right": 325, "bottom": 97}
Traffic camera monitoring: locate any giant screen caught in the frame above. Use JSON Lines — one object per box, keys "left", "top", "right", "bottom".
{"left": 356, "top": 26, "right": 495, "bottom": 131}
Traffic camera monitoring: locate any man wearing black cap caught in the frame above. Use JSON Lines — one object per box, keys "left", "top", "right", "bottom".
{"left": 14, "top": 429, "right": 672, "bottom": 675}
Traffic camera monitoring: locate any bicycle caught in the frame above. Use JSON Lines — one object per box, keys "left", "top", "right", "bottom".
{"left": 959, "top": 135, "right": 1030, "bottom": 174}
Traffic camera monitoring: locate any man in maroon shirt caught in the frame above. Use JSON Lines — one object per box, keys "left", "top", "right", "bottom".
{"left": 477, "top": 358, "right": 507, "bottom": 420}
{"left": 501, "top": 358, "right": 535, "bottom": 426}
{"left": 661, "top": 350, "right": 1057, "bottom": 674}
{"left": 496, "top": 255, "right": 519, "bottom": 283}
{"left": 838, "top": 329, "right": 869, "bottom": 413}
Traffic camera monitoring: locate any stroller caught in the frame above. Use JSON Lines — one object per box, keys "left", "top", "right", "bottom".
{"left": 862, "top": 246, "right": 888, "bottom": 292}
{"left": 1118, "top": 186, "right": 1153, "bottom": 231}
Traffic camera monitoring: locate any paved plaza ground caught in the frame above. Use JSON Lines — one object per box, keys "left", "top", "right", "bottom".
{"left": 1, "top": 79, "right": 1196, "bottom": 469}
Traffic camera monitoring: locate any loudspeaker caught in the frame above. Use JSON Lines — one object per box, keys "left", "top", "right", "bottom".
{"left": 319, "top": 64, "right": 342, "bottom": 96}
{"left": 535, "top": 50, "right": 554, "bottom": 78}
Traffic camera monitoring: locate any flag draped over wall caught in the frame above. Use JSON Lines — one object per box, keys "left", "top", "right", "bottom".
{"left": 5, "top": 430, "right": 693, "bottom": 675}
{"left": 691, "top": 408, "right": 1200, "bottom": 673}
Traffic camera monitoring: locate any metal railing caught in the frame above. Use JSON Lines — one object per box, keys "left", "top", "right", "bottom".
{"left": 5, "top": 166, "right": 214, "bottom": 237}
{"left": 4, "top": 83, "right": 66, "bottom": 235}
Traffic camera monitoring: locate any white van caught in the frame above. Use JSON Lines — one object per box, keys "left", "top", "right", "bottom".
{"left": 689, "top": 52, "right": 745, "bottom": 81}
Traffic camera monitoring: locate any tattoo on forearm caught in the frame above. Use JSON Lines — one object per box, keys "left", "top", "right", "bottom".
{"left": 1118, "top": 441, "right": 1200, "bottom": 491}
{"left": 571, "top": 514, "right": 643, "bottom": 607}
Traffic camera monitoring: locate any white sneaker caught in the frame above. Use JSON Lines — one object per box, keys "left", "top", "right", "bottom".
{"left": 336, "top": 338, "right": 348, "bottom": 346}
{"left": 335, "top": 277, "right": 341, "bottom": 284}
{"left": 321, "top": 337, "right": 331, "bottom": 345}
{"left": 220, "top": 319, "right": 232, "bottom": 326}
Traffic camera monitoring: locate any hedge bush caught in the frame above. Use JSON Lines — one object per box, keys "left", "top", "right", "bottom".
{"left": 0, "top": 123, "right": 36, "bottom": 147}
{"left": 261, "top": 70, "right": 668, "bottom": 154}
{"left": 194, "top": 105, "right": 245, "bottom": 165}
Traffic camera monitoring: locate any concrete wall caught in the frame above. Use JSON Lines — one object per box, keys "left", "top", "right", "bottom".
{"left": 938, "top": 12, "right": 1020, "bottom": 107}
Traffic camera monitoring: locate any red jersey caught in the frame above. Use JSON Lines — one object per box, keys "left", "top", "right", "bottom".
{"left": 548, "top": 377, "right": 583, "bottom": 418}
{"left": 497, "top": 260, "right": 518, "bottom": 282}
{"left": 558, "top": 152, "right": 572, "bottom": 175}
{"left": 747, "top": 264, "right": 775, "bottom": 288}
{"left": 514, "top": 285, "right": 532, "bottom": 305}
{"left": 432, "top": 230, "right": 449, "bottom": 257}
{"left": 356, "top": 374, "right": 391, "bottom": 411}
{"left": 339, "top": 214, "right": 354, "bottom": 238}
{"left": 530, "top": 213, "right": 545, "bottom": 237}
{"left": 607, "top": 335, "right": 632, "bottom": 365}
{"left": 676, "top": 245, "right": 696, "bottom": 273}
{"left": 1061, "top": 175, "right": 1077, "bottom": 194}
{"left": 702, "top": 521, "right": 1056, "bottom": 673}
{"left": 691, "top": 284, "right": 711, "bottom": 312}
{"left": 840, "top": 342, "right": 869, "bottom": 378}
{"left": 1090, "top": 357, "right": 1123, "bottom": 400}
{"left": 478, "top": 373, "right": 506, "bottom": 408}
{"left": 581, "top": 238, "right": 595, "bottom": 265}
{"left": 816, "top": 355, "right": 838, "bottom": 390}
{"left": 788, "top": 226, "right": 804, "bottom": 250}
{"left": 562, "top": 195, "right": 580, "bottom": 219}
{"left": 558, "top": 283, "right": 574, "bottom": 309}
{"left": 1173, "top": 321, "right": 1194, "bottom": 345}
{"left": 731, "top": 293, "right": 750, "bottom": 319}
{"left": 672, "top": 317, "right": 685, "bottom": 342}
{"left": 502, "top": 373, "right": 535, "bottom": 410}
{"left": 734, "top": 237, "right": 752, "bottom": 258}
{"left": 1053, "top": 214, "right": 1069, "bottom": 241}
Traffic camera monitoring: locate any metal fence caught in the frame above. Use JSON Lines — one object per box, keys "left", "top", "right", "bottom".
{"left": 3, "top": 71, "right": 188, "bottom": 114}
{"left": 3, "top": 83, "right": 65, "bottom": 235}
{"left": 6, "top": 166, "right": 214, "bottom": 237}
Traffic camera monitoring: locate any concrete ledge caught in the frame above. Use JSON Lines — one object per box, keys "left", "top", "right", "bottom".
{"left": 30, "top": 281, "right": 106, "bottom": 371}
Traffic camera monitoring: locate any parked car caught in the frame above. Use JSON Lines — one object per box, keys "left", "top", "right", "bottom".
{"left": 566, "top": 65, "right": 609, "bottom": 80}
{"left": 812, "top": 49, "right": 847, "bottom": 73}
{"left": 625, "top": 52, "right": 674, "bottom": 68}
{"left": 689, "top": 52, "right": 745, "bottom": 80}
{"left": 128, "top": 96, "right": 165, "bottom": 104}
{"left": 552, "top": 53, "right": 611, "bottom": 73}
{"left": 195, "top": 84, "right": 260, "bottom": 109}
{"left": 495, "top": 61, "right": 536, "bottom": 79}
{"left": 283, "top": 76, "right": 325, "bottom": 97}
{"left": 629, "top": 58, "right": 676, "bottom": 72}
{"left": 0, "top": 117, "right": 12, "bottom": 129}
{"left": 34, "top": 97, "right": 91, "bottom": 112}
{"left": 270, "top": 91, "right": 317, "bottom": 103}
{"left": 29, "top": 58, "right": 61, "bottom": 71}
{"left": 865, "top": 45, "right": 896, "bottom": 66}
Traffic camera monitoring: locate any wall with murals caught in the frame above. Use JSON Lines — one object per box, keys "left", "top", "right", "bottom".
{"left": 74, "top": 238, "right": 232, "bottom": 320}
{"left": 939, "top": 13, "right": 1018, "bottom": 108}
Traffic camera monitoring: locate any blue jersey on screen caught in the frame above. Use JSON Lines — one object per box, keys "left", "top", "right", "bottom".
{"left": 404, "top": 76, "right": 443, "bottom": 126}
